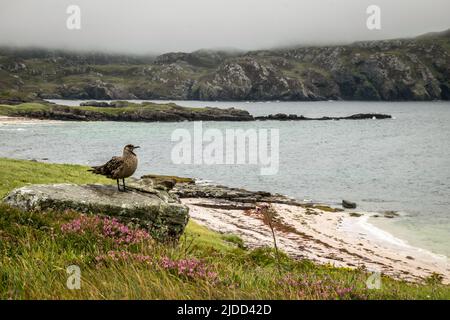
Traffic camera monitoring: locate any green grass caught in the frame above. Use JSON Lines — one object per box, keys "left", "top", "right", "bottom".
{"left": 0, "top": 158, "right": 111, "bottom": 198}
{"left": 0, "top": 158, "right": 449, "bottom": 299}
{"left": 0, "top": 103, "right": 51, "bottom": 116}
{"left": 0, "top": 102, "right": 209, "bottom": 118}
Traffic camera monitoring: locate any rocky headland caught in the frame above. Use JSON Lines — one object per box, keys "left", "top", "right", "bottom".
{"left": 0, "top": 101, "right": 254, "bottom": 122}
{"left": 0, "top": 29, "right": 449, "bottom": 103}
{"left": 0, "top": 101, "right": 392, "bottom": 122}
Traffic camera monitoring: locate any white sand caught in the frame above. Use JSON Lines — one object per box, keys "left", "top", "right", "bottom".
{"left": 183, "top": 198, "right": 450, "bottom": 284}
{"left": 0, "top": 116, "right": 61, "bottom": 124}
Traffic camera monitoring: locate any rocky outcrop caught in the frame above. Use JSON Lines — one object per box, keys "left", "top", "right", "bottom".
{"left": 3, "top": 182, "right": 189, "bottom": 240}
{"left": 170, "top": 180, "right": 345, "bottom": 213}
{"left": 57, "top": 81, "right": 130, "bottom": 100}
{"left": 254, "top": 113, "right": 392, "bottom": 121}
{"left": 342, "top": 200, "right": 357, "bottom": 209}
{"left": 192, "top": 58, "right": 313, "bottom": 101}
{"left": 173, "top": 182, "right": 304, "bottom": 206}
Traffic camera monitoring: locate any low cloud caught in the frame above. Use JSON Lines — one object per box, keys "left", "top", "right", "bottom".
{"left": 0, "top": 0, "right": 449, "bottom": 54}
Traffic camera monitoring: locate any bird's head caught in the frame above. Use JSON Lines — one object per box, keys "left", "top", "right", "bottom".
{"left": 123, "top": 144, "right": 140, "bottom": 156}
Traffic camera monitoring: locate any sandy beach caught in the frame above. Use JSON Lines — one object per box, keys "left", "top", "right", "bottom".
{"left": 0, "top": 116, "right": 61, "bottom": 125}
{"left": 182, "top": 198, "right": 450, "bottom": 284}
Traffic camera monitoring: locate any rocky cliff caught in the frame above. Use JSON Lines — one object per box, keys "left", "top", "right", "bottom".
{"left": 1, "top": 30, "right": 449, "bottom": 102}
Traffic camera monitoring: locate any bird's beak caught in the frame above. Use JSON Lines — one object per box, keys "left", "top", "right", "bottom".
{"left": 134, "top": 146, "right": 140, "bottom": 149}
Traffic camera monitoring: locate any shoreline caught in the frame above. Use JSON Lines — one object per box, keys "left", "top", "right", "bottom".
{"left": 0, "top": 155, "right": 448, "bottom": 283}
{"left": 0, "top": 133, "right": 448, "bottom": 283}
{"left": 0, "top": 101, "right": 392, "bottom": 123}
{"left": 0, "top": 116, "right": 62, "bottom": 125}
{"left": 356, "top": 215, "right": 448, "bottom": 261}
{"left": 181, "top": 197, "right": 449, "bottom": 284}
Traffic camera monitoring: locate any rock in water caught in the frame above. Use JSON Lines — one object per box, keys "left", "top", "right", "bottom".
{"left": 342, "top": 200, "right": 357, "bottom": 209}
{"left": 2, "top": 183, "right": 189, "bottom": 241}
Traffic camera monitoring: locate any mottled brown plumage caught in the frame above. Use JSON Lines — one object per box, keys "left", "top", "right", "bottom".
{"left": 88, "top": 144, "right": 140, "bottom": 191}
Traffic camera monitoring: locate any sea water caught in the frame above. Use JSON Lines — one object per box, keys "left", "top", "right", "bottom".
{"left": 1, "top": 100, "right": 449, "bottom": 257}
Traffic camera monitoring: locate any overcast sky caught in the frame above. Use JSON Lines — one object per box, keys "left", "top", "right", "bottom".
{"left": 0, "top": 0, "right": 449, "bottom": 54}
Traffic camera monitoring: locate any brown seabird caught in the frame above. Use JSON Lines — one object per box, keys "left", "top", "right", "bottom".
{"left": 88, "top": 144, "right": 140, "bottom": 192}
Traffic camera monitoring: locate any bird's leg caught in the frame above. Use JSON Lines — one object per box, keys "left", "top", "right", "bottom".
{"left": 122, "top": 178, "right": 132, "bottom": 192}
{"left": 122, "top": 178, "right": 128, "bottom": 192}
{"left": 116, "top": 179, "right": 122, "bottom": 192}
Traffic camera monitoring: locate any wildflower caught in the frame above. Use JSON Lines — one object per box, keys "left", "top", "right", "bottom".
{"left": 279, "top": 273, "right": 365, "bottom": 300}
{"left": 158, "top": 256, "right": 218, "bottom": 283}
{"left": 61, "top": 215, "right": 151, "bottom": 244}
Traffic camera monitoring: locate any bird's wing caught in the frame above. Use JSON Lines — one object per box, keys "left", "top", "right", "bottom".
{"left": 102, "top": 156, "right": 124, "bottom": 177}
{"left": 90, "top": 156, "right": 124, "bottom": 177}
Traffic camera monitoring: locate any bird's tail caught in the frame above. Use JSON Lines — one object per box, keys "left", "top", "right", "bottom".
{"left": 87, "top": 166, "right": 100, "bottom": 174}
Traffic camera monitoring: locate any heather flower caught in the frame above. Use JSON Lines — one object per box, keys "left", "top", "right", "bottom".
{"left": 279, "top": 273, "right": 365, "bottom": 300}
{"left": 95, "top": 252, "right": 218, "bottom": 283}
{"left": 61, "top": 215, "right": 151, "bottom": 244}
{"left": 158, "top": 256, "right": 218, "bottom": 283}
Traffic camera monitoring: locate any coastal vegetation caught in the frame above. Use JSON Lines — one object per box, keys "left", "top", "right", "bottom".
{"left": 0, "top": 101, "right": 253, "bottom": 122}
{"left": 0, "top": 102, "right": 391, "bottom": 122}
{"left": 0, "top": 157, "right": 449, "bottom": 299}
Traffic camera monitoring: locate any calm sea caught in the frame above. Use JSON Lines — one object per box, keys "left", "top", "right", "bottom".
{"left": 1, "top": 100, "right": 449, "bottom": 257}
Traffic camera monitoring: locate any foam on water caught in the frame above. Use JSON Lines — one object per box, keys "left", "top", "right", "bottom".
{"left": 341, "top": 214, "right": 449, "bottom": 261}
{"left": 0, "top": 127, "right": 26, "bottom": 131}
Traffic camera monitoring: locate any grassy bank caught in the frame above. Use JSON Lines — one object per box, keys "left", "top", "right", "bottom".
{"left": 0, "top": 157, "right": 449, "bottom": 299}
{"left": 0, "top": 101, "right": 252, "bottom": 122}
{"left": 0, "top": 102, "right": 205, "bottom": 117}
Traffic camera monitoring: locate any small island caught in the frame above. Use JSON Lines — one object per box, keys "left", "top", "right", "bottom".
{"left": 0, "top": 100, "right": 391, "bottom": 122}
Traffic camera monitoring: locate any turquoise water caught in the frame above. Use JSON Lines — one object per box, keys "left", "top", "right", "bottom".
{"left": 2, "top": 100, "right": 450, "bottom": 256}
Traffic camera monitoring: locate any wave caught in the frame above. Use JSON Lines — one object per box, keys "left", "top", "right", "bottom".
{"left": 343, "top": 213, "right": 448, "bottom": 261}
{"left": 0, "top": 128, "right": 26, "bottom": 131}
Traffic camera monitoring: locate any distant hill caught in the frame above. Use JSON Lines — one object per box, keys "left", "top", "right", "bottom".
{"left": 0, "top": 29, "right": 449, "bottom": 102}
{"left": 416, "top": 29, "right": 450, "bottom": 39}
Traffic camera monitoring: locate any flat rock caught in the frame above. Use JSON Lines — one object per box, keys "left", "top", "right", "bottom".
{"left": 187, "top": 200, "right": 256, "bottom": 211}
{"left": 255, "top": 113, "right": 392, "bottom": 121}
{"left": 173, "top": 182, "right": 305, "bottom": 206}
{"left": 3, "top": 183, "right": 189, "bottom": 240}
{"left": 342, "top": 200, "right": 357, "bottom": 209}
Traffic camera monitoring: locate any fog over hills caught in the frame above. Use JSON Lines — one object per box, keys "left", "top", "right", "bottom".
{"left": 1, "top": 0, "right": 450, "bottom": 54}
